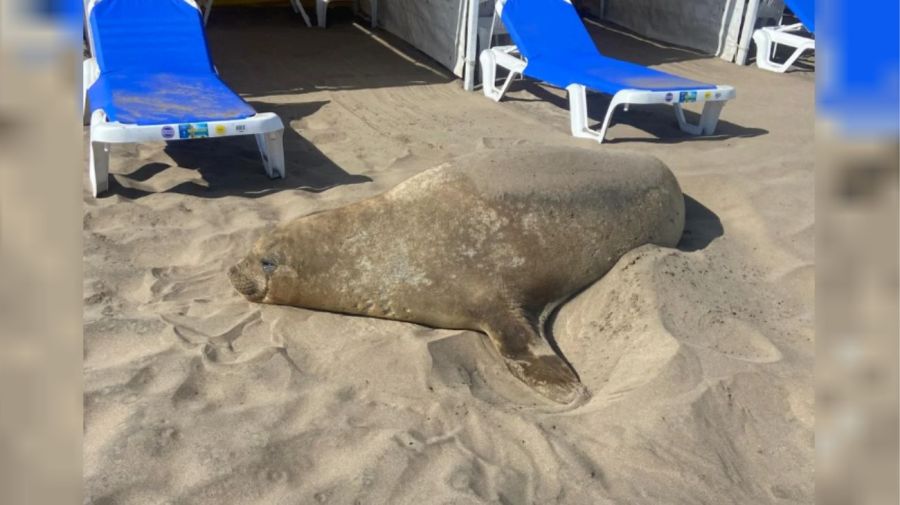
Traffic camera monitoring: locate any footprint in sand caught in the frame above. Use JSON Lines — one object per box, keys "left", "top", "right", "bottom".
{"left": 149, "top": 265, "right": 222, "bottom": 304}
{"left": 162, "top": 308, "right": 297, "bottom": 371}
{"left": 426, "top": 331, "right": 529, "bottom": 405}
{"left": 475, "top": 137, "right": 530, "bottom": 150}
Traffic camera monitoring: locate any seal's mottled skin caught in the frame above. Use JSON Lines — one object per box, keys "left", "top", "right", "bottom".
{"left": 229, "top": 146, "right": 684, "bottom": 403}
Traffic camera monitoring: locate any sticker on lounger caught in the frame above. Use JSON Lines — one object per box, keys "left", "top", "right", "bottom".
{"left": 178, "top": 123, "right": 209, "bottom": 139}
{"left": 715, "top": 91, "right": 722, "bottom": 99}
{"left": 214, "top": 125, "right": 227, "bottom": 136}
{"left": 235, "top": 124, "right": 247, "bottom": 133}
{"left": 161, "top": 126, "right": 175, "bottom": 139}
{"left": 664, "top": 92, "right": 674, "bottom": 102}
{"left": 679, "top": 91, "right": 697, "bottom": 103}
{"left": 704, "top": 91, "right": 713, "bottom": 100}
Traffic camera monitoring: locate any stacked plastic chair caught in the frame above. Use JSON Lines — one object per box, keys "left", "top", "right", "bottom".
{"left": 753, "top": 0, "right": 815, "bottom": 73}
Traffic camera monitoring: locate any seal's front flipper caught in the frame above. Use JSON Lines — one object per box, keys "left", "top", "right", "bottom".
{"left": 483, "top": 312, "right": 587, "bottom": 404}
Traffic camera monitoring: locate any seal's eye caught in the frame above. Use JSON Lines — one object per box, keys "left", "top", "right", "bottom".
{"left": 261, "top": 258, "right": 277, "bottom": 274}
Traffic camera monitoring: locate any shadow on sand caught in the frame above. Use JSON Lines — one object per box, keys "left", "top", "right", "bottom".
{"left": 678, "top": 194, "right": 724, "bottom": 252}
{"left": 504, "top": 81, "right": 767, "bottom": 143}
{"left": 205, "top": 6, "right": 454, "bottom": 98}
{"left": 104, "top": 100, "right": 372, "bottom": 199}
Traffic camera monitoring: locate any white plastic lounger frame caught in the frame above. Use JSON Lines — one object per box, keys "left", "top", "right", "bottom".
{"left": 479, "top": 0, "right": 735, "bottom": 143}
{"left": 200, "top": 0, "right": 312, "bottom": 27}
{"left": 480, "top": 47, "right": 735, "bottom": 143}
{"left": 317, "top": 0, "right": 377, "bottom": 28}
{"left": 83, "top": 0, "right": 287, "bottom": 197}
{"left": 752, "top": 23, "right": 815, "bottom": 73}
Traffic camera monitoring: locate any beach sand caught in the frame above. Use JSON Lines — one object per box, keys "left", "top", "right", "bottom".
{"left": 83, "top": 8, "right": 814, "bottom": 504}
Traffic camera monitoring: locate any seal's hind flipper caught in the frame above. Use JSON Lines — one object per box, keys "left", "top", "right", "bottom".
{"left": 483, "top": 310, "right": 586, "bottom": 404}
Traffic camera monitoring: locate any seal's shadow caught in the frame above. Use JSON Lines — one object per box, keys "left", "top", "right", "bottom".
{"left": 677, "top": 194, "right": 724, "bottom": 252}
{"left": 104, "top": 100, "right": 373, "bottom": 199}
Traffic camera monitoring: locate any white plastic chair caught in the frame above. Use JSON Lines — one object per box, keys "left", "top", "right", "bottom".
{"left": 752, "top": 0, "right": 815, "bottom": 73}
{"left": 752, "top": 23, "right": 814, "bottom": 73}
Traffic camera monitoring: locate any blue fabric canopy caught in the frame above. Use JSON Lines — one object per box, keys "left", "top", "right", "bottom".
{"left": 87, "top": 0, "right": 256, "bottom": 125}
{"left": 500, "top": 0, "right": 716, "bottom": 94}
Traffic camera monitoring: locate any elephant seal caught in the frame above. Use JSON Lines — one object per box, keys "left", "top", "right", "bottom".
{"left": 229, "top": 146, "right": 684, "bottom": 404}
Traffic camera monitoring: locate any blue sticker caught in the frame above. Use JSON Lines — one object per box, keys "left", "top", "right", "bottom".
{"left": 178, "top": 123, "right": 209, "bottom": 139}
{"left": 664, "top": 92, "right": 674, "bottom": 102}
{"left": 679, "top": 91, "right": 698, "bottom": 103}
{"left": 235, "top": 124, "right": 247, "bottom": 133}
{"left": 161, "top": 126, "right": 175, "bottom": 139}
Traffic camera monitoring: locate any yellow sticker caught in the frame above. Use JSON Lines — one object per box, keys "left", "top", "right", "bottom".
{"left": 704, "top": 91, "right": 713, "bottom": 99}
{"left": 214, "top": 124, "right": 227, "bottom": 135}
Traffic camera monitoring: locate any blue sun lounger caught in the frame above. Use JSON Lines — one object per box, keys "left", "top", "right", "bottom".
{"left": 480, "top": 0, "right": 736, "bottom": 143}
{"left": 753, "top": 0, "right": 815, "bottom": 73}
{"left": 83, "top": 0, "right": 285, "bottom": 196}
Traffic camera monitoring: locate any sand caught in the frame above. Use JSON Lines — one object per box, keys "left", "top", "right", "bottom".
{"left": 83, "top": 8, "right": 814, "bottom": 505}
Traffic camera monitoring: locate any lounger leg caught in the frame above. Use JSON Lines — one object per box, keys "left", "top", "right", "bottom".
{"left": 699, "top": 101, "right": 725, "bottom": 135}
{"left": 566, "top": 85, "right": 624, "bottom": 143}
{"left": 290, "top": 0, "right": 312, "bottom": 27}
{"left": 480, "top": 51, "right": 498, "bottom": 99}
{"left": 317, "top": 0, "right": 328, "bottom": 28}
{"left": 595, "top": 91, "right": 627, "bottom": 143}
{"left": 89, "top": 141, "right": 110, "bottom": 197}
{"left": 83, "top": 59, "right": 99, "bottom": 126}
{"left": 202, "top": 0, "right": 213, "bottom": 25}
{"left": 567, "top": 84, "right": 592, "bottom": 139}
{"left": 82, "top": 61, "right": 91, "bottom": 126}
{"left": 674, "top": 101, "right": 725, "bottom": 136}
{"left": 256, "top": 131, "right": 285, "bottom": 179}
{"left": 479, "top": 50, "right": 518, "bottom": 102}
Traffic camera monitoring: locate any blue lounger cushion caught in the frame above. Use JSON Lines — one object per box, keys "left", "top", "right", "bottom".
{"left": 87, "top": 0, "right": 256, "bottom": 125}
{"left": 526, "top": 58, "right": 716, "bottom": 95}
{"left": 88, "top": 72, "right": 257, "bottom": 125}
{"left": 501, "top": 0, "right": 716, "bottom": 94}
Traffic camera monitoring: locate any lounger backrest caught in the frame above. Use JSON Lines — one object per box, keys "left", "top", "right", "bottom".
{"left": 784, "top": 0, "right": 814, "bottom": 32}
{"left": 499, "top": 0, "right": 600, "bottom": 61}
{"left": 88, "top": 0, "right": 215, "bottom": 74}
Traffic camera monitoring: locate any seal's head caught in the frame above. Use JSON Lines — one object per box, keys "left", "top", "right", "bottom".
{"left": 228, "top": 232, "right": 298, "bottom": 304}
